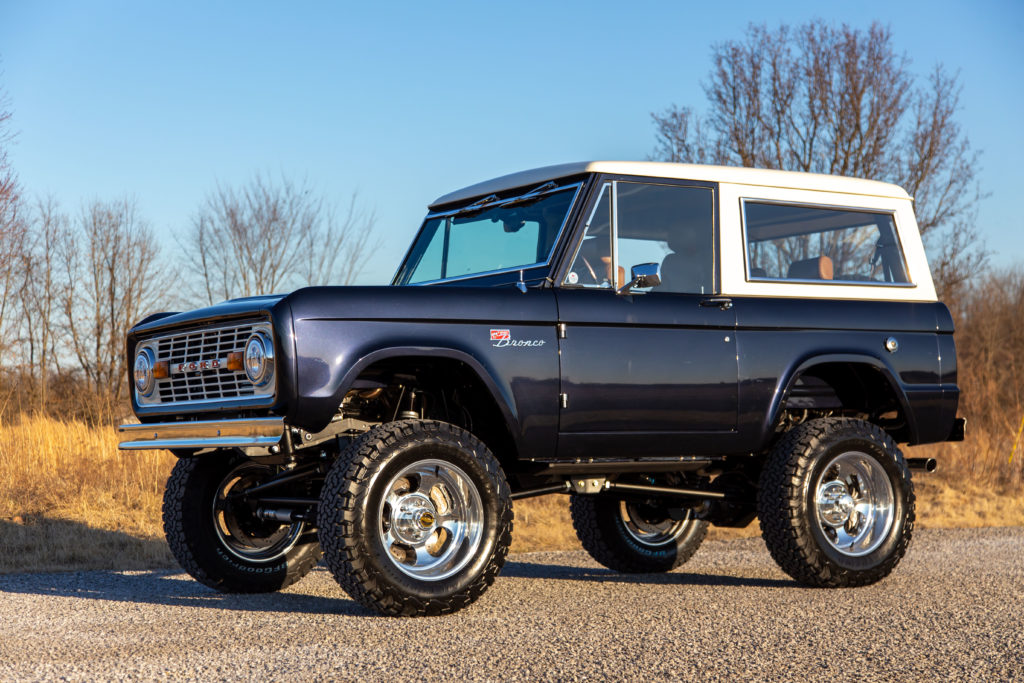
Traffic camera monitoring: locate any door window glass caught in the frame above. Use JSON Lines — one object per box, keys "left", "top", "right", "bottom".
{"left": 616, "top": 183, "right": 714, "bottom": 294}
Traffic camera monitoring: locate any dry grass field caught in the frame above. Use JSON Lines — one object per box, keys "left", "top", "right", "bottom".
{"left": 1, "top": 415, "right": 1022, "bottom": 574}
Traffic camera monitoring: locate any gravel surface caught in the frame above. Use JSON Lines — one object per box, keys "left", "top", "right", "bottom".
{"left": 1, "top": 527, "right": 1022, "bottom": 681}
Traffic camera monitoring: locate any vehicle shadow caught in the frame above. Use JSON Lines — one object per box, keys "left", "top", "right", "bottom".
{"left": 0, "top": 518, "right": 374, "bottom": 617}
{"left": 0, "top": 518, "right": 790, "bottom": 615}
{"left": 0, "top": 566, "right": 375, "bottom": 616}
{"left": 501, "top": 557, "right": 793, "bottom": 589}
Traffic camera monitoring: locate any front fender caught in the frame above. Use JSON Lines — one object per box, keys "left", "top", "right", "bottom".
{"left": 283, "top": 317, "right": 559, "bottom": 462}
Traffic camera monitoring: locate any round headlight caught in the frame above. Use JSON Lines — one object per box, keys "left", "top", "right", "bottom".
{"left": 134, "top": 347, "right": 156, "bottom": 396}
{"left": 243, "top": 332, "right": 275, "bottom": 387}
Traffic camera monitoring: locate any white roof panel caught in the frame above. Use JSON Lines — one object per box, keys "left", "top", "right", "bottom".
{"left": 429, "top": 161, "right": 911, "bottom": 208}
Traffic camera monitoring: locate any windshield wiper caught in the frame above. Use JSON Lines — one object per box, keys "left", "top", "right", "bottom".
{"left": 500, "top": 182, "right": 559, "bottom": 208}
{"left": 449, "top": 193, "right": 501, "bottom": 218}
{"left": 451, "top": 182, "right": 562, "bottom": 218}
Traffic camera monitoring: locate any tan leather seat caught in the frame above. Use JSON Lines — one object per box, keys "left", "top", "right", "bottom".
{"left": 787, "top": 255, "right": 834, "bottom": 280}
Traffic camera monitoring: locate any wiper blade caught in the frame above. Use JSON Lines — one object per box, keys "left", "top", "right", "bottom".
{"left": 500, "top": 182, "right": 559, "bottom": 208}
{"left": 449, "top": 182, "right": 562, "bottom": 218}
{"left": 449, "top": 193, "right": 501, "bottom": 218}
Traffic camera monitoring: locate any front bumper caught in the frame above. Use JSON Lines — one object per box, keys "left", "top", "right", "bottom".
{"left": 117, "top": 417, "right": 284, "bottom": 450}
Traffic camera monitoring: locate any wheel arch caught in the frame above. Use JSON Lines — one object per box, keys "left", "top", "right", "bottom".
{"left": 766, "top": 353, "right": 918, "bottom": 445}
{"left": 339, "top": 347, "right": 524, "bottom": 472}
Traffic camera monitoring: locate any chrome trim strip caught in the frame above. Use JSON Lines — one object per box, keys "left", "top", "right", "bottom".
{"left": 745, "top": 277, "right": 918, "bottom": 288}
{"left": 610, "top": 181, "right": 620, "bottom": 288}
{"left": 409, "top": 263, "right": 548, "bottom": 286}
{"left": 118, "top": 417, "right": 284, "bottom": 450}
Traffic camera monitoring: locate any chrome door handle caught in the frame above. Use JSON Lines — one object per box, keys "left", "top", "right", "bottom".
{"left": 700, "top": 297, "right": 733, "bottom": 310}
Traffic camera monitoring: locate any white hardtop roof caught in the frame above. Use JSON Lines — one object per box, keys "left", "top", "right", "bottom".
{"left": 429, "top": 161, "right": 911, "bottom": 208}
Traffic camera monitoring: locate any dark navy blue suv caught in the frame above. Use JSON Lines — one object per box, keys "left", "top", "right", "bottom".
{"left": 120, "top": 162, "right": 964, "bottom": 616}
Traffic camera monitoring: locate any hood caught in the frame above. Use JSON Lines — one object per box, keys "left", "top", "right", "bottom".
{"left": 130, "top": 294, "right": 286, "bottom": 337}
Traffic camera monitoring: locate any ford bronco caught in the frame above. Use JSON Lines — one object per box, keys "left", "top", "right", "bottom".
{"left": 119, "top": 162, "right": 964, "bottom": 616}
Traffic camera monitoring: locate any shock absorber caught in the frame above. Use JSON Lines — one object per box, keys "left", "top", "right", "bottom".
{"left": 257, "top": 508, "right": 314, "bottom": 523}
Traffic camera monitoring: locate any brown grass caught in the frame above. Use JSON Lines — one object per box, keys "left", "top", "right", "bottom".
{"left": 0, "top": 415, "right": 176, "bottom": 573}
{"left": 1, "top": 415, "right": 1022, "bottom": 572}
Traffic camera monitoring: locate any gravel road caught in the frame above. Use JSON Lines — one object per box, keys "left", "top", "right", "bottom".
{"left": 1, "top": 527, "right": 1022, "bottom": 681}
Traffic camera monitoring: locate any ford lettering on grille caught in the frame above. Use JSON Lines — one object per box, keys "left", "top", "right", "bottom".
{"left": 172, "top": 358, "right": 226, "bottom": 375}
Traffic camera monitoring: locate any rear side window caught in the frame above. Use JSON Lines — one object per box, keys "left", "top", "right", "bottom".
{"left": 743, "top": 202, "right": 910, "bottom": 285}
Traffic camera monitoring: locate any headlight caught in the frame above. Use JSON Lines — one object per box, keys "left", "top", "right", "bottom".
{"left": 134, "top": 347, "right": 156, "bottom": 396}
{"left": 243, "top": 332, "right": 275, "bottom": 387}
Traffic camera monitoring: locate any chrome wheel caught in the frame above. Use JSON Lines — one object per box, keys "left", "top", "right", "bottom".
{"left": 814, "top": 450, "right": 895, "bottom": 557}
{"left": 211, "top": 463, "right": 304, "bottom": 564}
{"left": 378, "top": 459, "right": 484, "bottom": 581}
{"left": 619, "top": 501, "right": 691, "bottom": 547}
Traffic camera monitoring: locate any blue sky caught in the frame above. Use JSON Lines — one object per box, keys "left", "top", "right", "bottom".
{"left": 1, "top": 0, "right": 1021, "bottom": 284}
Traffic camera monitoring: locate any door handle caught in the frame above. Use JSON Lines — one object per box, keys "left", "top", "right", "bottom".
{"left": 700, "top": 297, "right": 733, "bottom": 310}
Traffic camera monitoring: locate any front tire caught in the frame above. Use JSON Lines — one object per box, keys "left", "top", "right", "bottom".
{"left": 162, "top": 451, "right": 322, "bottom": 593}
{"left": 757, "top": 417, "right": 915, "bottom": 587}
{"left": 318, "top": 420, "right": 513, "bottom": 616}
{"left": 570, "top": 494, "right": 708, "bottom": 573}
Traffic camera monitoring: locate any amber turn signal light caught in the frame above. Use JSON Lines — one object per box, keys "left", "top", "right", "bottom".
{"left": 227, "top": 352, "right": 244, "bottom": 371}
{"left": 153, "top": 361, "right": 169, "bottom": 379}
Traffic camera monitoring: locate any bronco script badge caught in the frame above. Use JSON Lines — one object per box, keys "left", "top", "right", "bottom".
{"left": 489, "top": 328, "right": 546, "bottom": 348}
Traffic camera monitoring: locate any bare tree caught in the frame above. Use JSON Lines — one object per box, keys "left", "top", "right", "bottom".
{"left": 0, "top": 83, "right": 26, "bottom": 359}
{"left": 651, "top": 20, "right": 986, "bottom": 288}
{"left": 60, "top": 198, "right": 167, "bottom": 407}
{"left": 183, "top": 174, "right": 378, "bottom": 305}
{"left": 16, "top": 198, "right": 68, "bottom": 410}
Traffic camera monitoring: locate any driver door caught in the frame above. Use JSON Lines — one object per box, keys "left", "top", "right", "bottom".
{"left": 555, "top": 179, "right": 739, "bottom": 460}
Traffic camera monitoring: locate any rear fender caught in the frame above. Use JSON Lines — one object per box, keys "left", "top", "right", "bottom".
{"left": 764, "top": 353, "right": 917, "bottom": 445}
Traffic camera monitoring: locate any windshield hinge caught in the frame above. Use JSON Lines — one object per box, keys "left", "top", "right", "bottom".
{"left": 557, "top": 323, "right": 567, "bottom": 339}
{"left": 516, "top": 270, "right": 527, "bottom": 293}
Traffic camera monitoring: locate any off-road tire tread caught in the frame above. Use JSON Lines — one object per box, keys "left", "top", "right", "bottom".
{"left": 318, "top": 420, "right": 513, "bottom": 617}
{"left": 757, "top": 417, "right": 915, "bottom": 588}
{"left": 162, "top": 454, "right": 322, "bottom": 593}
{"left": 570, "top": 494, "right": 708, "bottom": 573}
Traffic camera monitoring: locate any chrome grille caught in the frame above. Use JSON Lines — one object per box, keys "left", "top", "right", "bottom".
{"left": 141, "top": 321, "right": 274, "bottom": 405}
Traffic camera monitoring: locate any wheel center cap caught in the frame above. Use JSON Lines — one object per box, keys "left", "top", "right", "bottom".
{"left": 818, "top": 481, "right": 855, "bottom": 527}
{"left": 391, "top": 494, "right": 437, "bottom": 544}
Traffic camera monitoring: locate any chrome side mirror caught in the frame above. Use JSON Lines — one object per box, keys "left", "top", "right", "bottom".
{"left": 617, "top": 262, "right": 661, "bottom": 295}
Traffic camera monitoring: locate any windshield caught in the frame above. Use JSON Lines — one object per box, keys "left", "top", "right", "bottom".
{"left": 396, "top": 184, "right": 578, "bottom": 284}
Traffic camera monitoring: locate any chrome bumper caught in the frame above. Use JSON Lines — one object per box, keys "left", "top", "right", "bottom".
{"left": 118, "top": 417, "right": 284, "bottom": 450}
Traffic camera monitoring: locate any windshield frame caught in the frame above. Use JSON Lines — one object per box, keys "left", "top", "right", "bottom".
{"left": 392, "top": 181, "right": 583, "bottom": 286}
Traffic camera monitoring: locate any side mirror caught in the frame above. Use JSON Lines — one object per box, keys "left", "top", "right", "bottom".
{"left": 617, "top": 262, "right": 661, "bottom": 295}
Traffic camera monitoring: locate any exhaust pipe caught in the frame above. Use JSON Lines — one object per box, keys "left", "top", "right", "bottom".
{"left": 906, "top": 457, "right": 937, "bottom": 473}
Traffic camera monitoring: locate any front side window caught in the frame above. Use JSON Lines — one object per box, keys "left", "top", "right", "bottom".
{"left": 398, "top": 185, "right": 578, "bottom": 284}
{"left": 563, "top": 184, "right": 613, "bottom": 287}
{"left": 744, "top": 202, "right": 910, "bottom": 284}
{"left": 563, "top": 181, "right": 714, "bottom": 294}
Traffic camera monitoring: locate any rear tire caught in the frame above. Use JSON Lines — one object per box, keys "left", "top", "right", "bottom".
{"left": 757, "top": 417, "right": 914, "bottom": 587}
{"left": 570, "top": 494, "right": 708, "bottom": 573}
{"left": 162, "top": 451, "right": 322, "bottom": 593}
